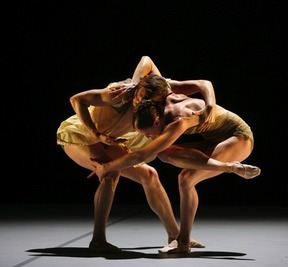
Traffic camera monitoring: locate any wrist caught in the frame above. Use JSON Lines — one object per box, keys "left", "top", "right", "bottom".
{"left": 102, "top": 162, "right": 109, "bottom": 173}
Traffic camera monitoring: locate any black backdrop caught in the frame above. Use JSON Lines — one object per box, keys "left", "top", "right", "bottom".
{"left": 4, "top": 1, "right": 287, "bottom": 206}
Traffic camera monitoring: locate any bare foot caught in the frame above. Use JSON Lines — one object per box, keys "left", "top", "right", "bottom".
{"left": 232, "top": 161, "right": 261, "bottom": 179}
{"left": 158, "top": 240, "right": 190, "bottom": 254}
{"left": 89, "top": 241, "right": 121, "bottom": 253}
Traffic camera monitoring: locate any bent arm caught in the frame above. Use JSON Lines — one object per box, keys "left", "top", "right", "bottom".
{"left": 70, "top": 88, "right": 115, "bottom": 139}
{"left": 108, "top": 56, "right": 162, "bottom": 103}
{"left": 69, "top": 56, "right": 159, "bottom": 138}
{"left": 131, "top": 56, "right": 161, "bottom": 84}
{"left": 170, "top": 79, "right": 216, "bottom": 129}
{"left": 99, "top": 117, "right": 198, "bottom": 173}
{"left": 169, "top": 79, "right": 216, "bottom": 106}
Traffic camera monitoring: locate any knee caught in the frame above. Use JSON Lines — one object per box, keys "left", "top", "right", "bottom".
{"left": 141, "top": 166, "right": 160, "bottom": 186}
{"left": 178, "top": 170, "right": 197, "bottom": 190}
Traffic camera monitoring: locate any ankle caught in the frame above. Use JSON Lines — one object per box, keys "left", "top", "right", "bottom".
{"left": 227, "top": 162, "right": 234, "bottom": 173}
{"left": 168, "top": 237, "right": 177, "bottom": 244}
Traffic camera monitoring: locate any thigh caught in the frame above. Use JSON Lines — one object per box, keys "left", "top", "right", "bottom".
{"left": 63, "top": 144, "right": 101, "bottom": 170}
{"left": 158, "top": 141, "right": 213, "bottom": 164}
{"left": 177, "top": 136, "right": 254, "bottom": 185}
{"left": 204, "top": 135, "right": 253, "bottom": 162}
{"left": 164, "top": 135, "right": 252, "bottom": 162}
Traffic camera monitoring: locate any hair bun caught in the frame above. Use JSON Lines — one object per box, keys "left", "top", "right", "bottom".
{"left": 135, "top": 99, "right": 155, "bottom": 112}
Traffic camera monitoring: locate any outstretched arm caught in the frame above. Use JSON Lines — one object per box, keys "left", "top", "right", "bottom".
{"left": 89, "top": 116, "right": 199, "bottom": 179}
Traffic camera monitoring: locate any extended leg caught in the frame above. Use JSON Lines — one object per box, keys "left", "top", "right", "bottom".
{"left": 158, "top": 145, "right": 260, "bottom": 179}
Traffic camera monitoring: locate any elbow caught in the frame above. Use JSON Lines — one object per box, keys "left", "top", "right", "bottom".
{"left": 69, "top": 95, "right": 78, "bottom": 109}
{"left": 142, "top": 56, "right": 152, "bottom": 67}
{"left": 198, "top": 80, "right": 214, "bottom": 95}
{"left": 198, "top": 79, "right": 213, "bottom": 88}
{"left": 142, "top": 55, "right": 151, "bottom": 61}
{"left": 69, "top": 94, "right": 88, "bottom": 110}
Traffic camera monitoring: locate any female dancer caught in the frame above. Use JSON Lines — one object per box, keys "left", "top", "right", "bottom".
{"left": 57, "top": 56, "right": 212, "bottom": 251}
{"left": 89, "top": 74, "right": 261, "bottom": 253}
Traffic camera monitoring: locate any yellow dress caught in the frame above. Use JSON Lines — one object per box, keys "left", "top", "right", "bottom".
{"left": 56, "top": 80, "right": 155, "bottom": 163}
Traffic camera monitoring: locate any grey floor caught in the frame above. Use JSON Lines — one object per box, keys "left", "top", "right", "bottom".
{"left": 1, "top": 203, "right": 287, "bottom": 267}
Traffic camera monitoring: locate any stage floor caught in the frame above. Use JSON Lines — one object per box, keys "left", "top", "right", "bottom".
{"left": 1, "top": 203, "right": 287, "bottom": 267}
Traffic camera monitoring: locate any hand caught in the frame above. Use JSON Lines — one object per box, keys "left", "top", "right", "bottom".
{"left": 87, "top": 169, "right": 120, "bottom": 182}
{"left": 94, "top": 132, "right": 128, "bottom": 146}
{"left": 103, "top": 135, "right": 128, "bottom": 146}
{"left": 107, "top": 83, "right": 126, "bottom": 101}
{"left": 87, "top": 158, "right": 106, "bottom": 181}
{"left": 108, "top": 82, "right": 137, "bottom": 103}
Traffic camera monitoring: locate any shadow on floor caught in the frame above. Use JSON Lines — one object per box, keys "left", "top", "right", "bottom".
{"left": 27, "top": 247, "right": 254, "bottom": 260}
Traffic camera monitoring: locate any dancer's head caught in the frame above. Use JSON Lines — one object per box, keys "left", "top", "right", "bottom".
{"left": 133, "top": 74, "right": 170, "bottom": 110}
{"left": 132, "top": 99, "right": 164, "bottom": 137}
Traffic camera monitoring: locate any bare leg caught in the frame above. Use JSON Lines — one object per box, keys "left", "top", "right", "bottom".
{"left": 63, "top": 144, "right": 124, "bottom": 252}
{"left": 159, "top": 170, "right": 200, "bottom": 253}
{"left": 63, "top": 143, "right": 217, "bottom": 252}
{"left": 158, "top": 145, "right": 260, "bottom": 179}
{"left": 123, "top": 164, "right": 204, "bottom": 248}
{"left": 89, "top": 176, "right": 121, "bottom": 252}
{"left": 177, "top": 171, "right": 201, "bottom": 253}
{"left": 121, "top": 165, "right": 180, "bottom": 243}
{"left": 159, "top": 136, "right": 259, "bottom": 253}
{"left": 63, "top": 144, "right": 182, "bottom": 250}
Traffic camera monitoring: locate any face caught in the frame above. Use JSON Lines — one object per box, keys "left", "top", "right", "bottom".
{"left": 133, "top": 87, "right": 146, "bottom": 110}
{"left": 136, "top": 118, "right": 163, "bottom": 138}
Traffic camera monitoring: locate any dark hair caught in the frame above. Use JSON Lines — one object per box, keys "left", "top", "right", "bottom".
{"left": 135, "top": 74, "right": 170, "bottom": 104}
{"left": 120, "top": 74, "right": 170, "bottom": 105}
{"left": 133, "top": 99, "right": 164, "bottom": 130}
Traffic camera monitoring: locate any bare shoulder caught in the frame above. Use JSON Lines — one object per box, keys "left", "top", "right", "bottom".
{"left": 167, "top": 92, "right": 189, "bottom": 102}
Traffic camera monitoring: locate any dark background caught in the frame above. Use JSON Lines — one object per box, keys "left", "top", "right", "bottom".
{"left": 4, "top": 1, "right": 287, "bottom": 207}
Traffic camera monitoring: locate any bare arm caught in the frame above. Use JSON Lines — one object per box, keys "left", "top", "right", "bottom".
{"left": 111, "top": 56, "right": 162, "bottom": 103}
{"left": 131, "top": 56, "right": 161, "bottom": 83}
{"left": 132, "top": 59, "right": 215, "bottom": 105}
{"left": 69, "top": 88, "right": 117, "bottom": 139}
{"left": 69, "top": 56, "right": 159, "bottom": 139}
{"left": 169, "top": 79, "right": 216, "bottom": 106}
{"left": 90, "top": 116, "right": 199, "bottom": 177}
{"left": 170, "top": 79, "right": 216, "bottom": 130}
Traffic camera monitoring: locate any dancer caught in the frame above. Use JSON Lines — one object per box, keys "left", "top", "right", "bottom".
{"left": 57, "top": 56, "right": 210, "bottom": 252}
{"left": 89, "top": 74, "right": 261, "bottom": 253}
